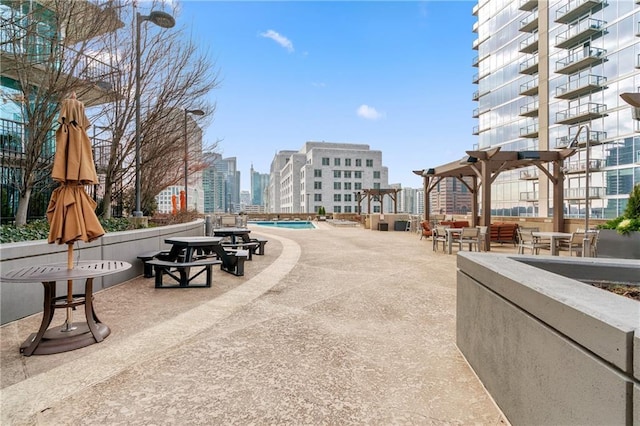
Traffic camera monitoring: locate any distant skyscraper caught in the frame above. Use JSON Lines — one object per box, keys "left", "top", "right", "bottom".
{"left": 202, "top": 154, "right": 241, "bottom": 213}
{"left": 250, "top": 164, "right": 269, "bottom": 207}
{"left": 472, "top": 0, "right": 639, "bottom": 219}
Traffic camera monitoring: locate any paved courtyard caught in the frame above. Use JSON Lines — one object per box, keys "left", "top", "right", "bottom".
{"left": 1, "top": 223, "right": 508, "bottom": 425}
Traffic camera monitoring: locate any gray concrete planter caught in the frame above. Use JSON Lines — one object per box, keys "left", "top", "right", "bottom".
{"left": 597, "top": 229, "right": 640, "bottom": 259}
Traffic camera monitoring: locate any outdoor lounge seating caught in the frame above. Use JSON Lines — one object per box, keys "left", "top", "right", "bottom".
{"left": 490, "top": 223, "right": 519, "bottom": 246}
{"left": 420, "top": 221, "right": 432, "bottom": 240}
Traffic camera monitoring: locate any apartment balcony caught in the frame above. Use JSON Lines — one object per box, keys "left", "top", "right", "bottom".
{"left": 472, "top": 108, "right": 480, "bottom": 118}
{"left": 564, "top": 186, "right": 605, "bottom": 200}
{"left": 472, "top": 3, "right": 479, "bottom": 16}
{"left": 637, "top": 21, "right": 640, "bottom": 37}
{"left": 519, "top": 170, "right": 539, "bottom": 180}
{"left": 556, "top": 102, "right": 607, "bottom": 125}
{"left": 519, "top": 0, "right": 538, "bottom": 12}
{"left": 555, "top": 74, "right": 607, "bottom": 99}
{"left": 472, "top": 73, "right": 479, "bottom": 84}
{"left": 472, "top": 55, "right": 479, "bottom": 67}
{"left": 555, "top": 47, "right": 607, "bottom": 74}
{"left": 0, "top": 18, "right": 119, "bottom": 107}
{"left": 520, "top": 77, "right": 539, "bottom": 96}
{"left": 472, "top": 38, "right": 480, "bottom": 50}
{"left": 520, "top": 123, "right": 539, "bottom": 138}
{"left": 520, "top": 100, "right": 539, "bottom": 117}
{"left": 519, "top": 191, "right": 539, "bottom": 202}
{"left": 555, "top": 18, "right": 606, "bottom": 49}
{"left": 472, "top": 90, "right": 481, "bottom": 101}
{"left": 473, "top": 21, "right": 479, "bottom": 34}
{"left": 637, "top": 53, "right": 640, "bottom": 69}
{"left": 519, "top": 33, "right": 539, "bottom": 54}
{"left": 519, "top": 55, "right": 539, "bottom": 75}
{"left": 563, "top": 159, "right": 604, "bottom": 175}
{"left": 555, "top": 129, "right": 606, "bottom": 148}
{"left": 555, "top": 0, "right": 607, "bottom": 24}
{"left": 520, "top": 11, "right": 539, "bottom": 33}
{"left": 472, "top": 125, "right": 480, "bottom": 135}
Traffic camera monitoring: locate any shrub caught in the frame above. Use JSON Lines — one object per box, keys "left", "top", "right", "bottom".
{"left": 598, "top": 184, "right": 640, "bottom": 235}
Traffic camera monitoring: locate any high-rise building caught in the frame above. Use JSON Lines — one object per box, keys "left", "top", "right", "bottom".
{"left": 202, "top": 154, "right": 241, "bottom": 213}
{"left": 250, "top": 164, "right": 269, "bottom": 207}
{"left": 268, "top": 142, "right": 390, "bottom": 214}
{"left": 472, "top": 0, "right": 639, "bottom": 219}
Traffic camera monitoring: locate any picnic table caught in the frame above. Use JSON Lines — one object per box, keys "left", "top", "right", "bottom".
{"left": 0, "top": 260, "right": 131, "bottom": 356}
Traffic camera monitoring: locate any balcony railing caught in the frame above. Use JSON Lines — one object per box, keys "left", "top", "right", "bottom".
{"left": 520, "top": 77, "right": 539, "bottom": 96}
{"left": 520, "top": 55, "right": 539, "bottom": 75}
{"left": 472, "top": 108, "right": 480, "bottom": 118}
{"left": 1, "top": 17, "right": 118, "bottom": 88}
{"left": 520, "top": 170, "right": 539, "bottom": 180}
{"left": 520, "top": 100, "right": 539, "bottom": 117}
{"left": 564, "top": 187, "right": 604, "bottom": 199}
{"left": 555, "top": 47, "right": 607, "bottom": 74}
{"left": 555, "top": 0, "right": 607, "bottom": 24}
{"left": 520, "top": 123, "right": 539, "bottom": 138}
{"left": 555, "top": 129, "right": 606, "bottom": 147}
{"left": 519, "top": 33, "right": 539, "bottom": 54}
{"left": 473, "top": 125, "right": 480, "bottom": 135}
{"left": 563, "top": 159, "right": 603, "bottom": 174}
{"left": 556, "top": 102, "right": 607, "bottom": 125}
{"left": 555, "top": 74, "right": 606, "bottom": 99}
{"left": 519, "top": 191, "right": 539, "bottom": 201}
{"left": 520, "top": 10, "right": 539, "bottom": 33}
{"left": 555, "top": 18, "right": 606, "bottom": 49}
{"left": 472, "top": 55, "right": 479, "bottom": 67}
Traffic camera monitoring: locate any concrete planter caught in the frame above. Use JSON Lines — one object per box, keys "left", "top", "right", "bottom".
{"left": 597, "top": 229, "right": 640, "bottom": 259}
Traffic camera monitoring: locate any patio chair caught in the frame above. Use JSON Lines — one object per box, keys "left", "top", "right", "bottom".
{"left": 432, "top": 225, "right": 449, "bottom": 252}
{"left": 558, "top": 232, "right": 585, "bottom": 256}
{"left": 420, "top": 221, "right": 432, "bottom": 240}
{"left": 458, "top": 227, "right": 481, "bottom": 252}
{"left": 517, "top": 228, "right": 550, "bottom": 255}
{"left": 587, "top": 230, "right": 599, "bottom": 257}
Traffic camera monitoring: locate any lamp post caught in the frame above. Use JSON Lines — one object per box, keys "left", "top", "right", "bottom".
{"left": 134, "top": 10, "right": 175, "bottom": 217}
{"left": 569, "top": 124, "right": 591, "bottom": 256}
{"left": 183, "top": 108, "right": 205, "bottom": 210}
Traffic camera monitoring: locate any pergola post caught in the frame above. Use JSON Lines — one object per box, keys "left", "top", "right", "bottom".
{"left": 480, "top": 160, "right": 492, "bottom": 251}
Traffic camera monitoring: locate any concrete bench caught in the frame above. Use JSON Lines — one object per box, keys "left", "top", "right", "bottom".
{"left": 146, "top": 258, "right": 222, "bottom": 289}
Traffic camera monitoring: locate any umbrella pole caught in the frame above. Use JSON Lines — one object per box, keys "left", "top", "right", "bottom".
{"left": 62, "top": 244, "right": 77, "bottom": 332}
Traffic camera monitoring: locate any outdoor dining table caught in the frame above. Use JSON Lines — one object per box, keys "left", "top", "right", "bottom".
{"left": 164, "top": 236, "right": 224, "bottom": 262}
{"left": 213, "top": 227, "right": 252, "bottom": 244}
{"left": 532, "top": 231, "right": 572, "bottom": 256}
{"left": 0, "top": 260, "right": 131, "bottom": 356}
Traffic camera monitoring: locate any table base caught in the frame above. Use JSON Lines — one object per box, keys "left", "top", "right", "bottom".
{"left": 20, "top": 322, "right": 110, "bottom": 356}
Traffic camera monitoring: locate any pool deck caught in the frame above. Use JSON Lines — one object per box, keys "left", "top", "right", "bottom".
{"left": 1, "top": 223, "right": 509, "bottom": 425}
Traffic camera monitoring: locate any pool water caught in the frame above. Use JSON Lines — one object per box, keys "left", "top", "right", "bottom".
{"left": 249, "top": 221, "right": 316, "bottom": 229}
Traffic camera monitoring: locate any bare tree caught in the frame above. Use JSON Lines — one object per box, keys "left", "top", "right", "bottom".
{"left": 1, "top": 0, "right": 124, "bottom": 225}
{"left": 90, "top": 1, "right": 220, "bottom": 218}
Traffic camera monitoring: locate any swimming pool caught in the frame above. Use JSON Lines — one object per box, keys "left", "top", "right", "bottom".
{"left": 249, "top": 221, "right": 316, "bottom": 229}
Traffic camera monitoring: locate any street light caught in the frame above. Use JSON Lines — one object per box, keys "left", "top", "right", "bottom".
{"left": 184, "top": 108, "right": 205, "bottom": 210}
{"left": 134, "top": 10, "right": 175, "bottom": 217}
{"left": 569, "top": 124, "right": 591, "bottom": 256}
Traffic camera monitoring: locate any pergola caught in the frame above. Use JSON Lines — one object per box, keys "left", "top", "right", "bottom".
{"left": 355, "top": 188, "right": 402, "bottom": 214}
{"left": 413, "top": 147, "right": 577, "bottom": 248}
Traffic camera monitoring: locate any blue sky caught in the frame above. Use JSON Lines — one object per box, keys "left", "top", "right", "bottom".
{"left": 178, "top": 1, "right": 477, "bottom": 191}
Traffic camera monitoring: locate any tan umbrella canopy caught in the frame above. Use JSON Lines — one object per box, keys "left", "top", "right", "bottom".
{"left": 46, "top": 93, "right": 105, "bottom": 330}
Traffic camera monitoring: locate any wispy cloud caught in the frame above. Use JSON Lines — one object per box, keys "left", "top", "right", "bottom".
{"left": 357, "top": 104, "right": 384, "bottom": 120}
{"left": 260, "top": 29, "right": 294, "bottom": 53}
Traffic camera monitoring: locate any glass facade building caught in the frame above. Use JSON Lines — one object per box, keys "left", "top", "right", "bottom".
{"left": 473, "top": 0, "right": 640, "bottom": 219}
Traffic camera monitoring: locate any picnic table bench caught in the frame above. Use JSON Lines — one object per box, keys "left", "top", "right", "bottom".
{"left": 146, "top": 258, "right": 222, "bottom": 289}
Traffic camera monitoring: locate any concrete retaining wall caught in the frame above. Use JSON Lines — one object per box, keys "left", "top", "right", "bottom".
{"left": 0, "top": 220, "right": 204, "bottom": 325}
{"left": 456, "top": 252, "right": 640, "bottom": 425}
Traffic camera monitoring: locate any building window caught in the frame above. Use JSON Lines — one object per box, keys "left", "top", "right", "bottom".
{"left": 334, "top": 182, "right": 341, "bottom": 190}
{"left": 374, "top": 182, "right": 380, "bottom": 189}
{"left": 373, "top": 205, "right": 380, "bottom": 213}
{"left": 354, "top": 171, "right": 362, "bottom": 179}
{"left": 344, "top": 206, "right": 352, "bottom": 213}
{"left": 334, "top": 194, "right": 341, "bottom": 201}
{"left": 366, "top": 159, "right": 373, "bottom": 167}
{"left": 314, "top": 169, "right": 322, "bottom": 177}
{"left": 345, "top": 159, "right": 351, "bottom": 166}
{"left": 334, "top": 206, "right": 342, "bottom": 213}
{"left": 335, "top": 158, "right": 340, "bottom": 166}
{"left": 314, "top": 181, "right": 322, "bottom": 189}
{"left": 344, "top": 193, "right": 352, "bottom": 202}
{"left": 344, "top": 182, "right": 352, "bottom": 190}
{"left": 322, "top": 157, "right": 329, "bottom": 165}
{"left": 355, "top": 182, "right": 362, "bottom": 190}
{"left": 373, "top": 171, "right": 380, "bottom": 179}
{"left": 355, "top": 159, "right": 362, "bottom": 167}
{"left": 344, "top": 171, "right": 351, "bottom": 178}
{"left": 314, "top": 193, "right": 322, "bottom": 201}
{"left": 334, "top": 170, "right": 341, "bottom": 178}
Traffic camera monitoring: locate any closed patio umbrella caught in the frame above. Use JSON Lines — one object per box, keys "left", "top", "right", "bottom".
{"left": 46, "top": 92, "right": 105, "bottom": 331}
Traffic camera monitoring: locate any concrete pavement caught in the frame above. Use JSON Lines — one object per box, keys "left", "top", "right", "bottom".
{"left": 1, "top": 223, "right": 507, "bottom": 425}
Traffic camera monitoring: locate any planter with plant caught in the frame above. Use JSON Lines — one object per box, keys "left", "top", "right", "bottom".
{"left": 317, "top": 206, "right": 327, "bottom": 221}
{"left": 596, "top": 184, "right": 640, "bottom": 259}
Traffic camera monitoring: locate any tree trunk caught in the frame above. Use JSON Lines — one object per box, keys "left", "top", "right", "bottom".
{"left": 101, "top": 178, "right": 113, "bottom": 219}
{"left": 15, "top": 188, "right": 32, "bottom": 226}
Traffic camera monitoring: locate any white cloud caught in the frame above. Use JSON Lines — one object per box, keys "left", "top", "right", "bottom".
{"left": 260, "top": 30, "right": 294, "bottom": 53}
{"left": 357, "top": 104, "right": 384, "bottom": 120}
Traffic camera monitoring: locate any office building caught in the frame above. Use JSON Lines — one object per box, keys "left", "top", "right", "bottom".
{"left": 203, "top": 153, "right": 241, "bottom": 213}
{"left": 250, "top": 165, "right": 269, "bottom": 207}
{"left": 268, "top": 142, "right": 390, "bottom": 214}
{"left": 472, "top": 0, "right": 639, "bottom": 219}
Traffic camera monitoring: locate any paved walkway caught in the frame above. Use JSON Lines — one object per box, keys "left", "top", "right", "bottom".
{"left": 1, "top": 223, "right": 508, "bottom": 425}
